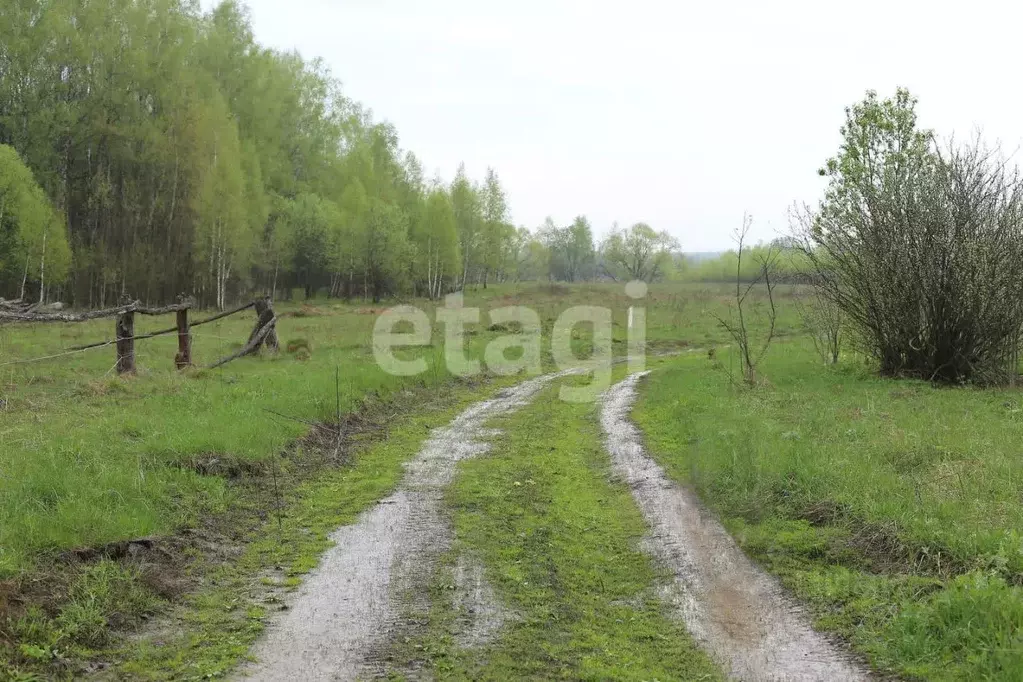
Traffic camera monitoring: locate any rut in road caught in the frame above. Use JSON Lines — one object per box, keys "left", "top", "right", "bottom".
{"left": 600, "top": 372, "right": 871, "bottom": 682}
{"left": 240, "top": 370, "right": 578, "bottom": 681}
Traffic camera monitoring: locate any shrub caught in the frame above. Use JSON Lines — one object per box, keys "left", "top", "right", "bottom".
{"left": 799, "top": 89, "right": 1023, "bottom": 384}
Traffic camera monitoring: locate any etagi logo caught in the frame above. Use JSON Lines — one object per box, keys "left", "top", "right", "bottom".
{"left": 373, "top": 281, "right": 648, "bottom": 402}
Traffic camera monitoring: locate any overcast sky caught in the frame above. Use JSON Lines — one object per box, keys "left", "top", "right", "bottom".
{"left": 220, "top": 0, "right": 1023, "bottom": 251}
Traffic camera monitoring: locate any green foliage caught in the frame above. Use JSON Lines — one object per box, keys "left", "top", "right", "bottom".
{"left": 0, "top": 0, "right": 526, "bottom": 307}
{"left": 0, "top": 144, "right": 67, "bottom": 301}
{"left": 805, "top": 88, "right": 1023, "bottom": 384}
{"left": 363, "top": 199, "right": 411, "bottom": 301}
{"left": 682, "top": 244, "right": 810, "bottom": 283}
{"left": 536, "top": 215, "right": 596, "bottom": 282}
{"left": 2, "top": 560, "right": 158, "bottom": 676}
{"left": 600, "top": 222, "right": 679, "bottom": 282}
{"left": 413, "top": 188, "right": 461, "bottom": 299}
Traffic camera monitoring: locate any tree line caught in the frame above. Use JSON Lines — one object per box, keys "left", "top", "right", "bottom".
{"left": 0, "top": 0, "right": 682, "bottom": 309}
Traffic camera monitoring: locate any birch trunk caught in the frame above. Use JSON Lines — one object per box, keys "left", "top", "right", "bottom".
{"left": 38, "top": 229, "right": 47, "bottom": 304}
{"left": 20, "top": 255, "right": 29, "bottom": 301}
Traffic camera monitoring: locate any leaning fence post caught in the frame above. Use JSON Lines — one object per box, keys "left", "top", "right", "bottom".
{"left": 175, "top": 304, "right": 192, "bottom": 369}
{"left": 116, "top": 302, "right": 136, "bottom": 375}
{"left": 250, "top": 296, "right": 279, "bottom": 353}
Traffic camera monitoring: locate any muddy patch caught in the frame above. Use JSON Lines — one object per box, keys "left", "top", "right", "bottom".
{"left": 600, "top": 372, "right": 870, "bottom": 681}
{"left": 239, "top": 371, "right": 576, "bottom": 681}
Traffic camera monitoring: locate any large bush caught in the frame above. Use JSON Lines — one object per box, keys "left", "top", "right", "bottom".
{"left": 800, "top": 89, "right": 1023, "bottom": 384}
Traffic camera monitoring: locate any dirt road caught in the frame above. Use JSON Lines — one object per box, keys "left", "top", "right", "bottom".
{"left": 241, "top": 370, "right": 869, "bottom": 681}
{"left": 599, "top": 372, "right": 869, "bottom": 681}
{"left": 239, "top": 371, "right": 577, "bottom": 681}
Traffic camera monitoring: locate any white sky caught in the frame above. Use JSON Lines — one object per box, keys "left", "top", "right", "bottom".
{"left": 222, "top": 0, "right": 1023, "bottom": 250}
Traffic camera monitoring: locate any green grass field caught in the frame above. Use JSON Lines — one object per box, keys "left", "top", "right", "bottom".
{"left": 0, "top": 282, "right": 793, "bottom": 574}
{"left": 2, "top": 281, "right": 1018, "bottom": 679}
{"left": 1, "top": 282, "right": 756, "bottom": 677}
{"left": 635, "top": 342, "right": 1023, "bottom": 680}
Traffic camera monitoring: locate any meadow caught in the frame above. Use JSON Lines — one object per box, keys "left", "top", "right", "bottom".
{"left": 1, "top": 281, "right": 1019, "bottom": 679}
{"left": 636, "top": 343, "right": 1023, "bottom": 680}
{"left": 0, "top": 282, "right": 751, "bottom": 677}
{"left": 0, "top": 284, "right": 762, "bottom": 570}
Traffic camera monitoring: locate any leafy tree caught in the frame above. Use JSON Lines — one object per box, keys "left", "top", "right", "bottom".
{"left": 286, "top": 192, "right": 341, "bottom": 299}
{"left": 330, "top": 180, "right": 368, "bottom": 299}
{"left": 0, "top": 144, "right": 67, "bottom": 301}
{"left": 562, "top": 216, "right": 595, "bottom": 282}
{"left": 363, "top": 200, "right": 410, "bottom": 301}
{"left": 601, "top": 223, "right": 679, "bottom": 282}
{"left": 479, "top": 168, "right": 512, "bottom": 287}
{"left": 413, "top": 188, "right": 460, "bottom": 299}
{"left": 191, "top": 91, "right": 250, "bottom": 310}
{"left": 451, "top": 164, "right": 482, "bottom": 289}
{"left": 537, "top": 217, "right": 564, "bottom": 281}
{"left": 520, "top": 231, "right": 551, "bottom": 281}
{"left": 263, "top": 193, "right": 297, "bottom": 300}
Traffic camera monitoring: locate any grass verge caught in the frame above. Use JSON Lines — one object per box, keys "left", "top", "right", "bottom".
{"left": 634, "top": 344, "right": 1023, "bottom": 681}
{"left": 3, "top": 373, "right": 509, "bottom": 680}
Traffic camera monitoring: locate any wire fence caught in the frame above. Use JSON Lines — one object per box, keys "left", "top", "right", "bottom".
{"left": 0, "top": 298, "right": 279, "bottom": 373}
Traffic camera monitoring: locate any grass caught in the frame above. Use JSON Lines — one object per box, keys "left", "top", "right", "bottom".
{"left": 387, "top": 373, "right": 722, "bottom": 680}
{"left": 4, "top": 372, "right": 520, "bottom": 679}
{"left": 0, "top": 282, "right": 758, "bottom": 677}
{"left": 634, "top": 341, "right": 1023, "bottom": 680}
{"left": 0, "top": 303, "right": 421, "bottom": 574}
{"left": 107, "top": 375, "right": 514, "bottom": 681}
{"left": 0, "top": 281, "right": 786, "bottom": 573}
{"left": 0, "top": 279, "right": 847, "bottom": 678}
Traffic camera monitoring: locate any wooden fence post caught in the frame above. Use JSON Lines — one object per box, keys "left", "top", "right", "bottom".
{"left": 175, "top": 308, "right": 192, "bottom": 369}
{"left": 250, "top": 297, "right": 280, "bottom": 353}
{"left": 116, "top": 307, "right": 136, "bottom": 375}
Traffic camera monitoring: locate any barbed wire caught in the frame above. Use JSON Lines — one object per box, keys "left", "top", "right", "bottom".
{"left": 0, "top": 298, "right": 281, "bottom": 373}
{"left": 0, "top": 328, "right": 270, "bottom": 369}
{"left": 0, "top": 339, "right": 119, "bottom": 367}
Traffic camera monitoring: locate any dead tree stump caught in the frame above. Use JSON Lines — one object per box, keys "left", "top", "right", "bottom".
{"left": 250, "top": 297, "right": 279, "bottom": 353}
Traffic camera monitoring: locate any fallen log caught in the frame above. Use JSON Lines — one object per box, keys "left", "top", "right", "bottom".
{"left": 0, "top": 298, "right": 29, "bottom": 312}
{"left": 0, "top": 299, "right": 193, "bottom": 323}
{"left": 0, "top": 301, "right": 140, "bottom": 323}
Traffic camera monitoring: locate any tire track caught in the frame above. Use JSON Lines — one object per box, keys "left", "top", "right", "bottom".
{"left": 239, "top": 371, "right": 577, "bottom": 681}
{"left": 599, "top": 372, "right": 870, "bottom": 681}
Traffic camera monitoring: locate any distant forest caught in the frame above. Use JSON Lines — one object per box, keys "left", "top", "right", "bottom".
{"left": 0, "top": 0, "right": 751, "bottom": 309}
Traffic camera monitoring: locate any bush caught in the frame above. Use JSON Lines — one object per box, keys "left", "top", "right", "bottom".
{"left": 799, "top": 89, "right": 1023, "bottom": 384}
